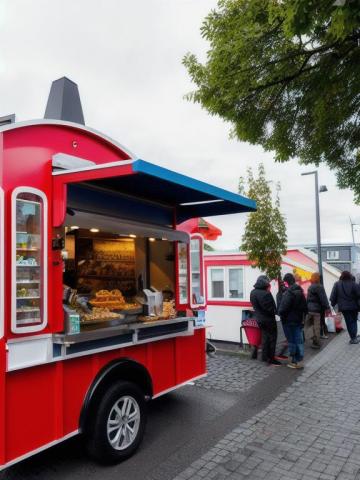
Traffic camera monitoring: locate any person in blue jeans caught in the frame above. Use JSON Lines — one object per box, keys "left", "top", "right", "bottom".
{"left": 278, "top": 273, "right": 308, "bottom": 369}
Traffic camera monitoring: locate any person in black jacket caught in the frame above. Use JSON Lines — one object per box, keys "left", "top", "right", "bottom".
{"left": 330, "top": 270, "right": 360, "bottom": 344}
{"left": 278, "top": 273, "right": 308, "bottom": 369}
{"left": 250, "top": 275, "right": 281, "bottom": 366}
{"left": 306, "top": 272, "right": 330, "bottom": 349}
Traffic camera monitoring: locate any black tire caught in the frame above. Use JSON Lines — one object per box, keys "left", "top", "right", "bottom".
{"left": 85, "top": 380, "right": 147, "bottom": 464}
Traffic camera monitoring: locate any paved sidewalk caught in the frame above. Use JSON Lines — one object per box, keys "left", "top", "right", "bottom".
{"left": 173, "top": 333, "right": 360, "bottom": 480}
{"left": 196, "top": 355, "right": 271, "bottom": 393}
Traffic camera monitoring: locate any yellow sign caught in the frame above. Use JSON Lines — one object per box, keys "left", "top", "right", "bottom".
{"left": 293, "top": 267, "right": 313, "bottom": 281}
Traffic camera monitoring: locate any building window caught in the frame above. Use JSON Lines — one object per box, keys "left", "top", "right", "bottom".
{"left": 209, "top": 267, "right": 244, "bottom": 300}
{"left": 327, "top": 250, "right": 339, "bottom": 260}
{"left": 228, "top": 268, "right": 244, "bottom": 298}
{"left": 210, "top": 268, "right": 224, "bottom": 298}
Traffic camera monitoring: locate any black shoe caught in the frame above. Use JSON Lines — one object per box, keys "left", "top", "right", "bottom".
{"left": 349, "top": 338, "right": 360, "bottom": 344}
{"left": 311, "top": 343, "right": 321, "bottom": 349}
{"left": 269, "top": 359, "right": 282, "bottom": 366}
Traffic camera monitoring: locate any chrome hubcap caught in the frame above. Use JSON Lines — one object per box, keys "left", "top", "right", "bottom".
{"left": 107, "top": 395, "right": 140, "bottom": 450}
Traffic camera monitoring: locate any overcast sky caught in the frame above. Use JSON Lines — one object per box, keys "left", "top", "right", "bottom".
{"left": 0, "top": 0, "right": 359, "bottom": 250}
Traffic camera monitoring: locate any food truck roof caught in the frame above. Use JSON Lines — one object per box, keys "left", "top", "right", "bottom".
{"left": 0, "top": 119, "right": 256, "bottom": 224}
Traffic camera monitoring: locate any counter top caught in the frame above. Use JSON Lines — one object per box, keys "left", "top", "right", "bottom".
{"left": 53, "top": 316, "right": 195, "bottom": 345}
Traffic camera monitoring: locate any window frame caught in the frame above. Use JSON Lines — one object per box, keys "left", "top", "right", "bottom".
{"left": 189, "top": 234, "right": 206, "bottom": 308}
{"left": 176, "top": 240, "right": 190, "bottom": 307}
{"left": 207, "top": 265, "right": 245, "bottom": 301}
{"left": 326, "top": 250, "right": 340, "bottom": 260}
{"left": 209, "top": 267, "right": 225, "bottom": 300}
{"left": 11, "top": 186, "right": 48, "bottom": 334}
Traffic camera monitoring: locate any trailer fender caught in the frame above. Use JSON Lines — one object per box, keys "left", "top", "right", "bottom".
{"left": 79, "top": 358, "right": 153, "bottom": 433}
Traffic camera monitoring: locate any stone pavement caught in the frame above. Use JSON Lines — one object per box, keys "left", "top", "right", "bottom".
{"left": 173, "top": 333, "right": 360, "bottom": 480}
{"left": 196, "top": 354, "right": 271, "bottom": 393}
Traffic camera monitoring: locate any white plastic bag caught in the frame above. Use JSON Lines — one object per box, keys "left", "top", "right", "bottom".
{"left": 325, "top": 316, "right": 336, "bottom": 333}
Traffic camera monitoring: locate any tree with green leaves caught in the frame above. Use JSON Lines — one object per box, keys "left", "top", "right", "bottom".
{"left": 183, "top": 0, "right": 360, "bottom": 201}
{"left": 239, "top": 163, "right": 287, "bottom": 279}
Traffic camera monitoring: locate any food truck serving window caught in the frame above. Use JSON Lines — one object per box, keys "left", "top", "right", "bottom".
{"left": 12, "top": 187, "right": 48, "bottom": 333}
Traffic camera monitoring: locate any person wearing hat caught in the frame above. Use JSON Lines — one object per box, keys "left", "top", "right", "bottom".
{"left": 278, "top": 273, "right": 308, "bottom": 368}
{"left": 250, "top": 275, "right": 281, "bottom": 366}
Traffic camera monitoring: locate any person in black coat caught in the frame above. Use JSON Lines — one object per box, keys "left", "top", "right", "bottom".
{"left": 330, "top": 270, "right": 360, "bottom": 344}
{"left": 250, "top": 275, "right": 281, "bottom": 366}
{"left": 278, "top": 273, "right": 308, "bottom": 369}
{"left": 306, "top": 272, "right": 330, "bottom": 349}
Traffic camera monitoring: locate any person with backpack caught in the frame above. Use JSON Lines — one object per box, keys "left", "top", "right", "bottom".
{"left": 306, "top": 272, "right": 331, "bottom": 349}
{"left": 250, "top": 275, "right": 281, "bottom": 366}
{"left": 278, "top": 273, "right": 308, "bottom": 369}
{"left": 330, "top": 271, "right": 360, "bottom": 344}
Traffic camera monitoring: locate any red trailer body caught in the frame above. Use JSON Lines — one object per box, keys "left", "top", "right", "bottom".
{"left": 0, "top": 118, "right": 255, "bottom": 469}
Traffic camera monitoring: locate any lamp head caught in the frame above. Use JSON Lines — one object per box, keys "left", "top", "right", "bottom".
{"left": 319, "top": 185, "right": 328, "bottom": 193}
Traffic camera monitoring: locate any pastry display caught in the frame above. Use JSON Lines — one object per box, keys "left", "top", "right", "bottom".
{"left": 90, "top": 289, "right": 127, "bottom": 309}
{"left": 80, "top": 307, "right": 122, "bottom": 323}
{"left": 162, "top": 300, "right": 176, "bottom": 319}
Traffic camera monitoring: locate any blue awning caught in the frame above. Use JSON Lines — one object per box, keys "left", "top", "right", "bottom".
{"left": 58, "top": 158, "right": 256, "bottom": 226}
{"left": 132, "top": 160, "right": 256, "bottom": 222}
{"left": 72, "top": 159, "right": 256, "bottom": 224}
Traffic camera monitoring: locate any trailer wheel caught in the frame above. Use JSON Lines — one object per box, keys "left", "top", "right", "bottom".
{"left": 86, "top": 380, "right": 147, "bottom": 464}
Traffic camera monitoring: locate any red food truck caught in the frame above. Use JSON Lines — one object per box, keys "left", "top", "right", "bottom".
{"left": 0, "top": 78, "right": 255, "bottom": 470}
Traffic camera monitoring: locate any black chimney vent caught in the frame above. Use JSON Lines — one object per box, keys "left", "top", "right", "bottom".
{"left": 0, "top": 114, "right": 15, "bottom": 126}
{"left": 44, "top": 77, "right": 85, "bottom": 125}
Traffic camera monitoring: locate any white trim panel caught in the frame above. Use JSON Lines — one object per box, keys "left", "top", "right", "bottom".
{"left": 7, "top": 336, "right": 53, "bottom": 370}
{"left": 52, "top": 153, "right": 96, "bottom": 170}
{"left": 52, "top": 158, "right": 134, "bottom": 176}
{"left": 11, "top": 187, "right": 48, "bottom": 334}
{"left": 152, "top": 373, "right": 207, "bottom": 399}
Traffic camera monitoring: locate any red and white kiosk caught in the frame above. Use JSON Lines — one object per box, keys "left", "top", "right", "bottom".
{"left": 0, "top": 78, "right": 256, "bottom": 469}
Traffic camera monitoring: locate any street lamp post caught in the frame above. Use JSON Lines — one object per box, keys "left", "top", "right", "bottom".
{"left": 301, "top": 171, "right": 327, "bottom": 284}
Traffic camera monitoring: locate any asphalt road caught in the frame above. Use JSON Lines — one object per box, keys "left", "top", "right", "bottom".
{"left": 0, "top": 339, "right": 331, "bottom": 480}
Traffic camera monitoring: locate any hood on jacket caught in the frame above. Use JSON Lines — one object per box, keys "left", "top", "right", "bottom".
{"left": 253, "top": 275, "right": 270, "bottom": 290}
{"left": 288, "top": 283, "right": 303, "bottom": 293}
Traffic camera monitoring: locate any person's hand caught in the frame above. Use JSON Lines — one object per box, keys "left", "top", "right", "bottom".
{"left": 325, "top": 309, "right": 331, "bottom": 317}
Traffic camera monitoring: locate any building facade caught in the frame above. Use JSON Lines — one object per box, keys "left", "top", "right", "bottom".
{"left": 204, "top": 248, "right": 340, "bottom": 343}
{"left": 303, "top": 243, "right": 360, "bottom": 278}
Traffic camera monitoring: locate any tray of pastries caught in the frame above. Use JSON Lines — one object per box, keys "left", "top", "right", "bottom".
{"left": 89, "top": 289, "right": 126, "bottom": 310}
{"left": 80, "top": 307, "right": 124, "bottom": 325}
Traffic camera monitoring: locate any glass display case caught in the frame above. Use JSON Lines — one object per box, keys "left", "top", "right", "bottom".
{"left": 190, "top": 235, "right": 205, "bottom": 307}
{"left": 13, "top": 189, "right": 47, "bottom": 332}
{"left": 177, "top": 242, "right": 189, "bottom": 305}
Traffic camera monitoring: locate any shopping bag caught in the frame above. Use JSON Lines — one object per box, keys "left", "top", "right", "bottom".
{"left": 326, "top": 308, "right": 344, "bottom": 333}
{"left": 325, "top": 316, "right": 336, "bottom": 333}
{"left": 334, "top": 312, "right": 344, "bottom": 332}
